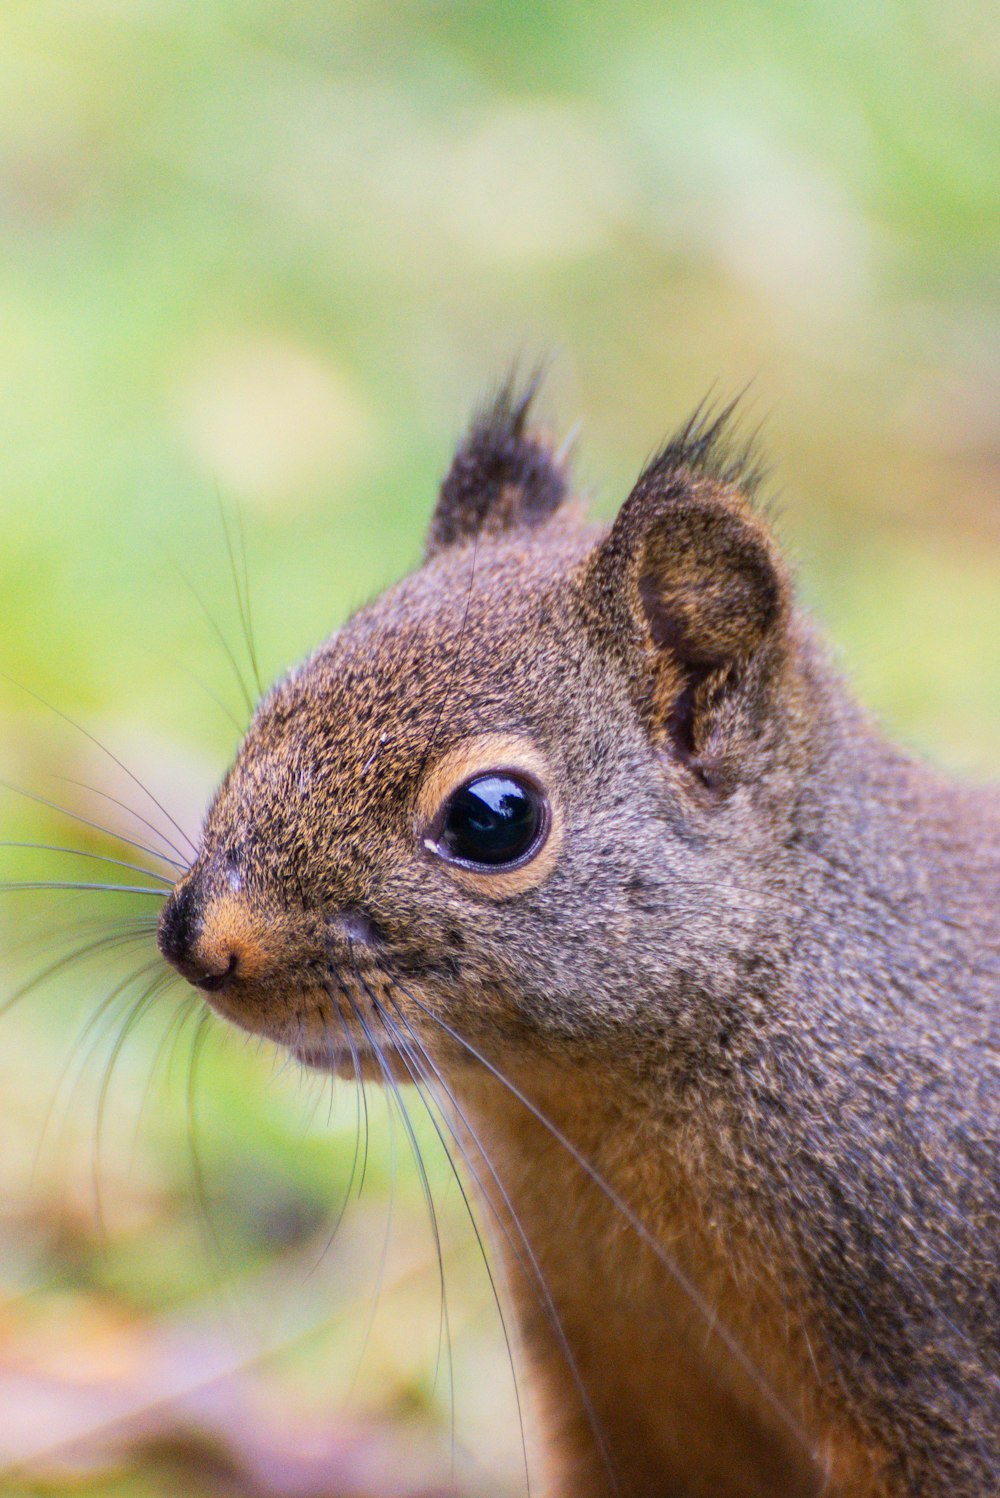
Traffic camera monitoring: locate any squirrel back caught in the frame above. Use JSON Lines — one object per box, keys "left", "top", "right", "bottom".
{"left": 157, "top": 382, "right": 1000, "bottom": 1497}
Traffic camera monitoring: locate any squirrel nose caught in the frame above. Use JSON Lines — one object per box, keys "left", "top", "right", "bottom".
{"left": 158, "top": 883, "right": 241, "bottom": 993}
{"left": 187, "top": 951, "right": 239, "bottom": 992}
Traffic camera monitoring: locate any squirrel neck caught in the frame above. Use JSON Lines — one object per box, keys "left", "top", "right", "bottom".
{"left": 786, "top": 623, "right": 1000, "bottom": 1006}
{"left": 454, "top": 1055, "right": 848, "bottom": 1498}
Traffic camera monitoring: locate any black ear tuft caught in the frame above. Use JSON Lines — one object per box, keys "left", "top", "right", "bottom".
{"left": 637, "top": 393, "right": 769, "bottom": 504}
{"left": 425, "top": 372, "right": 570, "bottom": 559}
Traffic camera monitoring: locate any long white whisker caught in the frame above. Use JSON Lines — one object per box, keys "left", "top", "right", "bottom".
{"left": 1, "top": 781, "right": 183, "bottom": 871}
{"left": 0, "top": 671, "right": 197, "bottom": 860}
{"left": 171, "top": 560, "right": 254, "bottom": 719}
{"left": 54, "top": 777, "right": 193, "bottom": 871}
{"left": 345, "top": 972, "right": 456, "bottom": 1459}
{"left": 1, "top": 881, "right": 168, "bottom": 897}
{"left": 337, "top": 986, "right": 400, "bottom": 1405}
{"left": 0, "top": 842, "right": 173, "bottom": 885}
{"left": 381, "top": 986, "right": 621, "bottom": 1496}
{"left": 399, "top": 982, "right": 820, "bottom": 1470}
{"left": 375, "top": 994, "right": 539, "bottom": 1495}
{"left": 1, "top": 924, "right": 156, "bottom": 1018}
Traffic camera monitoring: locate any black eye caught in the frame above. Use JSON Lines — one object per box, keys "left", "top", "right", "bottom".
{"left": 435, "top": 773, "right": 546, "bottom": 869}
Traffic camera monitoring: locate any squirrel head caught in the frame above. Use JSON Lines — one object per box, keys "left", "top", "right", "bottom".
{"left": 158, "top": 381, "right": 800, "bottom": 1080}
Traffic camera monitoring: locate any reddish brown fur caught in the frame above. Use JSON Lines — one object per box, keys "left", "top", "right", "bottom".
{"left": 158, "top": 383, "right": 1000, "bottom": 1497}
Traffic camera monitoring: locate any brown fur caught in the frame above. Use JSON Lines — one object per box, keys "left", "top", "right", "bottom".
{"left": 157, "top": 381, "right": 1000, "bottom": 1497}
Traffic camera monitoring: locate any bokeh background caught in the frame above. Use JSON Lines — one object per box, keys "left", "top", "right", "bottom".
{"left": 0, "top": 3, "right": 998, "bottom": 1495}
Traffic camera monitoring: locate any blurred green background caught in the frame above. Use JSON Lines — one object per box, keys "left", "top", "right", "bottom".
{"left": 0, "top": 3, "right": 997, "bottom": 1494}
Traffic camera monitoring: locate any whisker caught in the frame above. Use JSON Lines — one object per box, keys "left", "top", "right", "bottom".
{"left": 218, "top": 490, "right": 263, "bottom": 698}
{"left": 131, "top": 990, "right": 201, "bottom": 1161}
{"left": 171, "top": 561, "right": 254, "bottom": 718}
{"left": 308, "top": 1002, "right": 366, "bottom": 1272}
{"left": 0, "top": 781, "right": 183, "bottom": 872}
{"left": 398, "top": 982, "right": 819, "bottom": 1468}
{"left": 55, "top": 777, "right": 191, "bottom": 870}
{"left": 32, "top": 957, "right": 164, "bottom": 1188}
{"left": 186, "top": 1007, "right": 227, "bottom": 1274}
{"left": 0, "top": 841, "right": 173, "bottom": 885}
{"left": 0, "top": 881, "right": 168, "bottom": 897}
{"left": 324, "top": 991, "right": 372, "bottom": 1199}
{"left": 1, "top": 925, "right": 157, "bottom": 1018}
{"left": 338, "top": 991, "right": 399, "bottom": 1404}
{"left": 91, "top": 969, "right": 178, "bottom": 1224}
{"left": 237, "top": 507, "right": 262, "bottom": 697}
{"left": 340, "top": 1008, "right": 367, "bottom": 1204}
{"left": 345, "top": 974, "right": 455, "bottom": 1453}
{"left": 352, "top": 1016, "right": 372, "bottom": 1201}
{"left": 382, "top": 989, "right": 626, "bottom": 1496}
{"left": 236, "top": 503, "right": 261, "bottom": 689}
{"left": 137, "top": 649, "right": 245, "bottom": 735}
{"left": 0, "top": 671, "right": 197, "bottom": 860}
{"left": 93, "top": 968, "right": 178, "bottom": 1128}
{"left": 76, "top": 962, "right": 167, "bottom": 1062}
{"left": 374, "top": 993, "right": 534, "bottom": 1497}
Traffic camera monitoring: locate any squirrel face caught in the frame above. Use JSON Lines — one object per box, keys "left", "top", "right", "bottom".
{"left": 158, "top": 383, "right": 799, "bottom": 1081}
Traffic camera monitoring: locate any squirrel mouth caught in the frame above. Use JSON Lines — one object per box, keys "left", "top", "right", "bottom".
{"left": 292, "top": 1036, "right": 409, "bottom": 1082}
{"left": 190, "top": 959, "right": 421, "bottom": 1082}
{"left": 293, "top": 1039, "right": 350, "bottom": 1073}
{"left": 287, "top": 976, "right": 415, "bottom": 1080}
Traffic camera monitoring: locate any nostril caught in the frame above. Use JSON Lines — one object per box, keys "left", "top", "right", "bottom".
{"left": 158, "top": 886, "right": 243, "bottom": 993}
{"left": 192, "top": 952, "right": 239, "bottom": 993}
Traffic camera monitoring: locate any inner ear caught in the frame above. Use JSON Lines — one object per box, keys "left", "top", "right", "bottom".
{"left": 638, "top": 504, "right": 785, "bottom": 668}
{"left": 636, "top": 501, "right": 788, "bottom": 767}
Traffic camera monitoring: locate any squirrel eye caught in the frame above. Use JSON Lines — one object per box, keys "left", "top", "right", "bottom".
{"left": 434, "top": 772, "right": 546, "bottom": 870}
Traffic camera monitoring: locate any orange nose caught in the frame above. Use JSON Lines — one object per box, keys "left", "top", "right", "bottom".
{"left": 158, "top": 884, "right": 262, "bottom": 993}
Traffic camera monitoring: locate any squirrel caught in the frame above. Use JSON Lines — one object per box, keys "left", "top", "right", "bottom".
{"left": 156, "top": 379, "right": 999, "bottom": 1498}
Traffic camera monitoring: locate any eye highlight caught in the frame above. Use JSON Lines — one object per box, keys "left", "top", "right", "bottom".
{"left": 433, "top": 772, "right": 547, "bottom": 870}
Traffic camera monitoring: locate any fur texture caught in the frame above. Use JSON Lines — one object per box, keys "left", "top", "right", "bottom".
{"left": 158, "top": 381, "right": 1000, "bottom": 1497}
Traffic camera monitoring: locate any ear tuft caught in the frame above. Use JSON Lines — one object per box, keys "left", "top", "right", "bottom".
{"left": 637, "top": 394, "right": 770, "bottom": 504}
{"left": 581, "top": 406, "right": 789, "bottom": 782}
{"left": 425, "top": 372, "right": 570, "bottom": 559}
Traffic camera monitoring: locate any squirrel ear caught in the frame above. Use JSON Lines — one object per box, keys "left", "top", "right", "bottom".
{"left": 425, "top": 375, "right": 570, "bottom": 559}
{"left": 582, "top": 409, "right": 790, "bottom": 788}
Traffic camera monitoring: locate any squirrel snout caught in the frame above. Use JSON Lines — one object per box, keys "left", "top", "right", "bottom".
{"left": 158, "top": 882, "right": 249, "bottom": 994}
